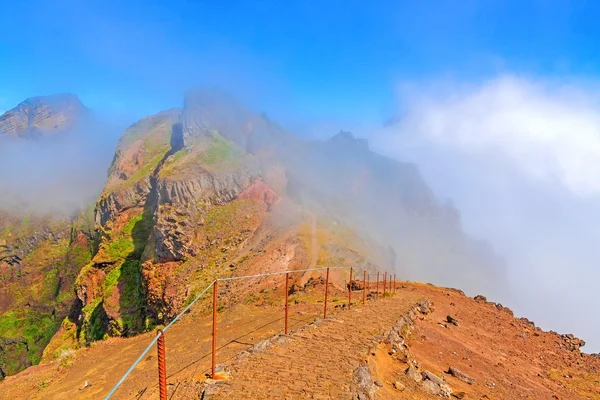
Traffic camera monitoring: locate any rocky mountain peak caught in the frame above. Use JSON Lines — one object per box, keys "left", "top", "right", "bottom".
{"left": 181, "top": 88, "right": 257, "bottom": 148}
{"left": 328, "top": 130, "right": 370, "bottom": 152}
{"left": 0, "top": 93, "right": 88, "bottom": 139}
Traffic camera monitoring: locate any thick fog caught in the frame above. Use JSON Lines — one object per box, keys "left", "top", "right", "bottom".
{"left": 372, "top": 75, "right": 600, "bottom": 352}
{"left": 0, "top": 120, "right": 121, "bottom": 216}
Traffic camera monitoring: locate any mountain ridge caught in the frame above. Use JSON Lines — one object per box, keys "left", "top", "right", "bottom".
{"left": 2, "top": 89, "right": 502, "bottom": 382}
{"left": 0, "top": 94, "right": 89, "bottom": 139}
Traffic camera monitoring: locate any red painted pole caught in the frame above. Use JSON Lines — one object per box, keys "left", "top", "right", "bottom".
{"left": 362, "top": 270, "right": 366, "bottom": 305}
{"left": 212, "top": 280, "right": 218, "bottom": 378}
{"left": 157, "top": 330, "right": 167, "bottom": 400}
{"left": 285, "top": 271, "right": 289, "bottom": 334}
{"left": 383, "top": 272, "right": 387, "bottom": 297}
{"left": 348, "top": 267, "right": 353, "bottom": 308}
{"left": 376, "top": 271, "right": 379, "bottom": 299}
{"left": 323, "top": 267, "right": 330, "bottom": 319}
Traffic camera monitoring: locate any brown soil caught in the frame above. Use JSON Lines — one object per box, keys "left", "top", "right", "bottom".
{"left": 371, "top": 283, "right": 600, "bottom": 399}
{"left": 2, "top": 282, "right": 599, "bottom": 399}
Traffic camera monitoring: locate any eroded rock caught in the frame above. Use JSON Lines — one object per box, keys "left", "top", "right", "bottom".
{"left": 447, "top": 366, "right": 474, "bottom": 385}
{"left": 353, "top": 366, "right": 378, "bottom": 400}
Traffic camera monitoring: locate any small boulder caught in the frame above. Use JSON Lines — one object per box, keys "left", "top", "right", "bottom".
{"left": 422, "top": 370, "right": 452, "bottom": 398}
{"left": 422, "top": 370, "right": 446, "bottom": 387}
{"left": 417, "top": 299, "right": 433, "bottom": 314}
{"left": 422, "top": 380, "right": 442, "bottom": 395}
{"left": 447, "top": 366, "right": 475, "bottom": 385}
{"left": 353, "top": 366, "right": 378, "bottom": 400}
{"left": 393, "top": 381, "right": 405, "bottom": 391}
{"left": 446, "top": 315, "right": 459, "bottom": 326}
{"left": 406, "top": 365, "right": 423, "bottom": 382}
{"left": 474, "top": 295, "right": 487, "bottom": 302}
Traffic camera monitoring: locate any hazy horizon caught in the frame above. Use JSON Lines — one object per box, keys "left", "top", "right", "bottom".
{"left": 2, "top": 1, "right": 600, "bottom": 352}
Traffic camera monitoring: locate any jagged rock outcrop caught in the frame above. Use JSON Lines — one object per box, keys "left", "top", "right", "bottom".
{"left": 0, "top": 94, "right": 88, "bottom": 139}
{"left": 69, "top": 88, "right": 507, "bottom": 350}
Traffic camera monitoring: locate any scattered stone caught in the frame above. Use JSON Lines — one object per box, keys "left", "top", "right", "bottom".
{"left": 353, "top": 366, "right": 378, "bottom": 400}
{"left": 417, "top": 299, "right": 433, "bottom": 314}
{"left": 406, "top": 365, "right": 423, "bottom": 382}
{"left": 384, "top": 329, "right": 403, "bottom": 346}
{"left": 447, "top": 366, "right": 475, "bottom": 385}
{"left": 421, "top": 370, "right": 452, "bottom": 397}
{"left": 394, "top": 351, "right": 409, "bottom": 363}
{"left": 452, "top": 392, "right": 466, "bottom": 399}
{"left": 447, "top": 315, "right": 459, "bottom": 326}
{"left": 201, "top": 379, "right": 230, "bottom": 399}
{"left": 374, "top": 380, "right": 383, "bottom": 387}
{"left": 517, "top": 332, "right": 526, "bottom": 339}
{"left": 422, "top": 370, "right": 446, "bottom": 387}
{"left": 422, "top": 379, "right": 442, "bottom": 395}
{"left": 560, "top": 334, "right": 585, "bottom": 352}
{"left": 393, "top": 381, "right": 406, "bottom": 391}
{"left": 474, "top": 295, "right": 487, "bottom": 302}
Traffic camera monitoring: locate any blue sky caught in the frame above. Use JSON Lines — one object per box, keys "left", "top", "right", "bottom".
{"left": 3, "top": 1, "right": 600, "bottom": 349}
{"left": 2, "top": 0, "right": 600, "bottom": 129}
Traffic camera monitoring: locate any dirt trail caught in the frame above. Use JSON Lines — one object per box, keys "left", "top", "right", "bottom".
{"left": 0, "top": 297, "right": 326, "bottom": 400}
{"left": 3, "top": 282, "right": 599, "bottom": 399}
{"left": 212, "top": 293, "right": 421, "bottom": 399}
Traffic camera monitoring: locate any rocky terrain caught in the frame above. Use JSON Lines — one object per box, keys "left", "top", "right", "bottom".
{"left": 0, "top": 281, "right": 597, "bottom": 399}
{"left": 62, "top": 88, "right": 502, "bottom": 353}
{"left": 0, "top": 94, "right": 88, "bottom": 139}
{"left": 1, "top": 88, "right": 502, "bottom": 384}
{"left": 0, "top": 95, "right": 96, "bottom": 378}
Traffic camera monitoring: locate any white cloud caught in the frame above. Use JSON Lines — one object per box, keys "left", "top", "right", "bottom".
{"left": 394, "top": 75, "right": 600, "bottom": 197}
{"left": 373, "top": 75, "right": 600, "bottom": 352}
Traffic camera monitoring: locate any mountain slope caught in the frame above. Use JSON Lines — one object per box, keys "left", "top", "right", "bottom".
{"left": 64, "top": 89, "right": 504, "bottom": 352}
{"left": 0, "top": 94, "right": 88, "bottom": 139}
{"left": 0, "top": 95, "right": 99, "bottom": 379}
{"left": 0, "top": 283, "right": 597, "bottom": 399}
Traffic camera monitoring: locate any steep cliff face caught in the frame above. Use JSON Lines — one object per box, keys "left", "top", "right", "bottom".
{"left": 0, "top": 94, "right": 88, "bottom": 139}
{"left": 0, "top": 211, "right": 94, "bottom": 378}
{"left": 0, "top": 95, "right": 99, "bottom": 379}
{"left": 68, "top": 89, "right": 502, "bottom": 353}
{"left": 73, "top": 102, "right": 270, "bottom": 340}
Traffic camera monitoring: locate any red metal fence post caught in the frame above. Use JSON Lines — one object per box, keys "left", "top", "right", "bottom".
{"left": 348, "top": 267, "right": 353, "bottom": 308}
{"left": 389, "top": 275, "right": 392, "bottom": 294}
{"left": 367, "top": 273, "right": 370, "bottom": 299}
{"left": 157, "top": 330, "right": 167, "bottom": 400}
{"left": 212, "top": 280, "right": 218, "bottom": 379}
{"left": 362, "top": 270, "right": 366, "bottom": 305}
{"left": 383, "top": 272, "right": 387, "bottom": 297}
{"left": 323, "top": 267, "right": 330, "bottom": 319}
{"left": 285, "top": 271, "right": 289, "bottom": 334}
{"left": 376, "top": 271, "right": 379, "bottom": 299}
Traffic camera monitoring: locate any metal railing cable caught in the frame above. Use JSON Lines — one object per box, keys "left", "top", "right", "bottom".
{"left": 218, "top": 266, "right": 348, "bottom": 282}
{"left": 104, "top": 265, "right": 368, "bottom": 399}
{"left": 104, "top": 281, "right": 216, "bottom": 400}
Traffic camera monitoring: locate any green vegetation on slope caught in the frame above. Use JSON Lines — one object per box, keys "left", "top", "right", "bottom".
{"left": 0, "top": 310, "right": 59, "bottom": 374}
{"left": 159, "top": 132, "right": 247, "bottom": 178}
{"left": 80, "top": 211, "right": 153, "bottom": 342}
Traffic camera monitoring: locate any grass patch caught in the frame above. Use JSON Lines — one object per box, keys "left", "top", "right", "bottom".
{"left": 104, "top": 211, "right": 152, "bottom": 261}
{"left": 548, "top": 368, "right": 600, "bottom": 399}
{"left": 0, "top": 310, "right": 59, "bottom": 373}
